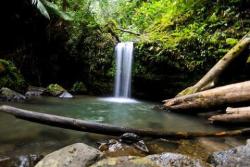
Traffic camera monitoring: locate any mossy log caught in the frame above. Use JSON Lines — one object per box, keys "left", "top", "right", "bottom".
{"left": 209, "top": 106, "right": 250, "bottom": 124}
{"left": 1, "top": 105, "right": 250, "bottom": 139}
{"left": 164, "top": 81, "right": 250, "bottom": 111}
{"left": 177, "top": 32, "right": 250, "bottom": 96}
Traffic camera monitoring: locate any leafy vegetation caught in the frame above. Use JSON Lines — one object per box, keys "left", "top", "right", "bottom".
{"left": 0, "top": 59, "right": 27, "bottom": 92}
{"left": 0, "top": 0, "right": 249, "bottom": 99}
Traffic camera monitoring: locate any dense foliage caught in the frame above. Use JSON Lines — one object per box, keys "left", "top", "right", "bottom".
{"left": 0, "top": 0, "right": 249, "bottom": 99}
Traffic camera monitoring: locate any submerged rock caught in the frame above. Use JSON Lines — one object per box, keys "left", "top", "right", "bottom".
{"left": 208, "top": 139, "right": 250, "bottom": 167}
{"left": 35, "top": 143, "right": 103, "bottom": 167}
{"left": 0, "top": 87, "right": 26, "bottom": 101}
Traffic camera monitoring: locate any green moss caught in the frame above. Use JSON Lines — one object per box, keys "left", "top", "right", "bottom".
{"left": 46, "top": 83, "right": 65, "bottom": 96}
{"left": 226, "top": 38, "right": 238, "bottom": 46}
{"left": 0, "top": 59, "right": 27, "bottom": 92}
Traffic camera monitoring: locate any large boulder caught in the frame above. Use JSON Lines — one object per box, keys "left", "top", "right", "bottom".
{"left": 35, "top": 143, "right": 103, "bottom": 167}
{"left": 208, "top": 139, "right": 250, "bottom": 167}
{"left": 43, "top": 84, "right": 74, "bottom": 98}
{"left": 0, "top": 87, "right": 26, "bottom": 101}
{"left": 91, "top": 153, "right": 209, "bottom": 167}
{"left": 0, "top": 59, "right": 27, "bottom": 92}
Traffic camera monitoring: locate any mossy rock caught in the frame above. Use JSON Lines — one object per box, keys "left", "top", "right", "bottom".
{"left": 0, "top": 59, "right": 27, "bottom": 93}
{"left": 70, "top": 81, "right": 87, "bottom": 94}
{"left": 45, "top": 84, "right": 65, "bottom": 96}
{"left": 0, "top": 87, "right": 26, "bottom": 101}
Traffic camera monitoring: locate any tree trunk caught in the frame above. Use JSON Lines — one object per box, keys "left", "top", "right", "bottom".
{"left": 226, "top": 106, "right": 250, "bottom": 114}
{"left": 163, "top": 81, "right": 250, "bottom": 111}
{"left": 209, "top": 106, "right": 250, "bottom": 124}
{"left": 62, "top": 0, "right": 68, "bottom": 11}
{"left": 1, "top": 105, "right": 250, "bottom": 139}
{"left": 177, "top": 32, "right": 250, "bottom": 96}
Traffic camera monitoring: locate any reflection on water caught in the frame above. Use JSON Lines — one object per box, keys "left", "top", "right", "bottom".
{"left": 0, "top": 96, "right": 245, "bottom": 160}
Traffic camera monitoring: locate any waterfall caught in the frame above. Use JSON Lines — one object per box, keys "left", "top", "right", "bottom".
{"left": 99, "top": 42, "right": 138, "bottom": 103}
{"left": 114, "top": 42, "right": 134, "bottom": 98}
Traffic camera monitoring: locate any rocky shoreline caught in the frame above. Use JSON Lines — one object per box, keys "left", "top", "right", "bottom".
{"left": 0, "top": 139, "right": 246, "bottom": 167}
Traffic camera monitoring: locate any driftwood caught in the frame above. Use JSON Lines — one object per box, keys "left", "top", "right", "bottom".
{"left": 177, "top": 31, "right": 250, "bottom": 96}
{"left": 209, "top": 106, "right": 250, "bottom": 124}
{"left": 163, "top": 81, "right": 250, "bottom": 111}
{"left": 1, "top": 105, "right": 250, "bottom": 138}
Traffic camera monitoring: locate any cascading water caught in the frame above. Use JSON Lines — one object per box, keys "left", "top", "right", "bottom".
{"left": 99, "top": 42, "right": 138, "bottom": 103}
{"left": 114, "top": 42, "right": 133, "bottom": 98}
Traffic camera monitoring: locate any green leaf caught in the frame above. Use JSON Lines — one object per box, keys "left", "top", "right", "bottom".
{"left": 41, "top": 0, "right": 73, "bottom": 21}
{"left": 34, "top": 0, "right": 50, "bottom": 20}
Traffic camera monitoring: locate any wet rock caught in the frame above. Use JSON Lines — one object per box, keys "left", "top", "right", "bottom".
{"left": 35, "top": 143, "right": 103, "bottom": 167}
{"left": 25, "top": 86, "right": 45, "bottom": 97}
{"left": 118, "top": 133, "right": 149, "bottom": 153}
{"left": 0, "top": 154, "right": 43, "bottom": 167}
{"left": 15, "top": 154, "right": 44, "bottom": 167}
{"left": 0, "top": 87, "right": 26, "bottom": 101}
{"left": 59, "top": 91, "right": 73, "bottom": 99}
{"left": 91, "top": 153, "right": 209, "bottom": 167}
{"left": 98, "top": 137, "right": 149, "bottom": 157}
{"left": 98, "top": 139, "right": 146, "bottom": 157}
{"left": 119, "top": 133, "right": 141, "bottom": 144}
{"left": 208, "top": 139, "right": 250, "bottom": 167}
{"left": 43, "top": 84, "right": 65, "bottom": 97}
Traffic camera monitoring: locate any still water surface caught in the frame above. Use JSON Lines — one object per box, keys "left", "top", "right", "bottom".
{"left": 0, "top": 96, "right": 244, "bottom": 159}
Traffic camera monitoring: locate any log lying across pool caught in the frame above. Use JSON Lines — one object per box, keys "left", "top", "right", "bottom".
{"left": 1, "top": 105, "right": 250, "bottom": 139}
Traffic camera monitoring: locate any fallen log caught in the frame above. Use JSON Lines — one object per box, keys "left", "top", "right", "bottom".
{"left": 177, "top": 31, "right": 250, "bottom": 96}
{"left": 209, "top": 106, "right": 250, "bottom": 124}
{"left": 1, "top": 105, "right": 250, "bottom": 139}
{"left": 163, "top": 81, "right": 250, "bottom": 111}
{"left": 226, "top": 106, "right": 250, "bottom": 114}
